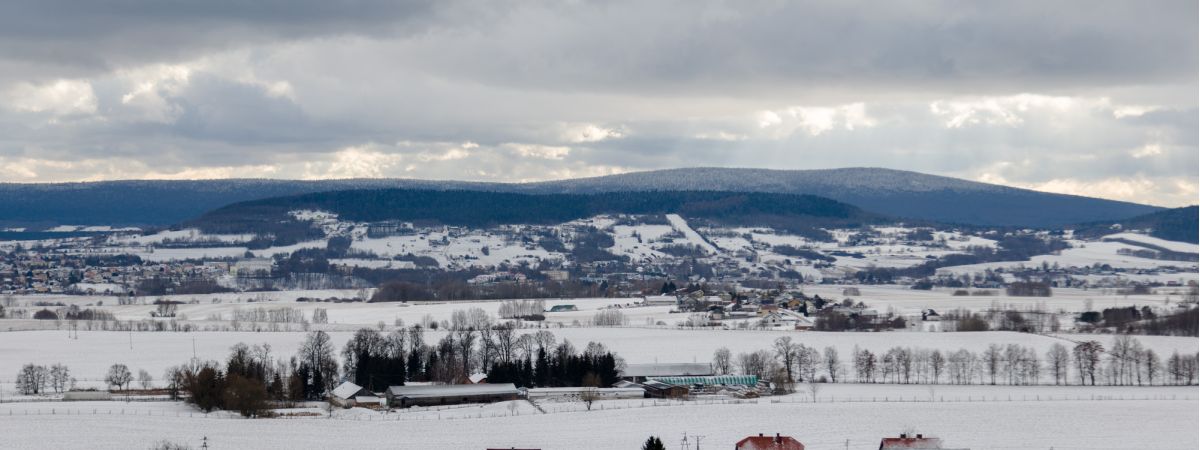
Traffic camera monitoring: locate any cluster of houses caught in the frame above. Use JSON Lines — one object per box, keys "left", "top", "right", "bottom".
{"left": 482, "top": 433, "right": 962, "bottom": 450}
{"left": 732, "top": 433, "right": 965, "bottom": 450}
{"left": 0, "top": 247, "right": 237, "bottom": 295}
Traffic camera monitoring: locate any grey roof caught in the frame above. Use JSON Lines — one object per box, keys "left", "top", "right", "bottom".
{"left": 332, "top": 381, "right": 367, "bottom": 399}
{"left": 621, "top": 363, "right": 713, "bottom": 377}
{"left": 386, "top": 383, "right": 519, "bottom": 398}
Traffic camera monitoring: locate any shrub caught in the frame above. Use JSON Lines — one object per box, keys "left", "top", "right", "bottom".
{"left": 32, "top": 309, "right": 58, "bottom": 320}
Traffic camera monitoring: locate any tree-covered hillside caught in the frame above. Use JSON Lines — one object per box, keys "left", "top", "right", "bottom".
{"left": 0, "top": 168, "right": 1164, "bottom": 229}
{"left": 1075, "top": 206, "right": 1199, "bottom": 244}
{"left": 187, "top": 189, "right": 881, "bottom": 243}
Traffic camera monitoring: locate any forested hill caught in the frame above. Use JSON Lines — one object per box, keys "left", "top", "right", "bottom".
{"left": 188, "top": 189, "right": 881, "bottom": 238}
{"left": 1074, "top": 206, "right": 1200, "bottom": 244}
{"left": 522, "top": 168, "right": 1164, "bottom": 228}
{"left": 0, "top": 167, "right": 1164, "bottom": 229}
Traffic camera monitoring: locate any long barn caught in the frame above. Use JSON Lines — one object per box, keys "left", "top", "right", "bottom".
{"left": 385, "top": 384, "right": 520, "bottom": 408}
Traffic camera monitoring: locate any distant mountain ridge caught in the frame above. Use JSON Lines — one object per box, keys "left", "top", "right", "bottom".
{"left": 523, "top": 168, "right": 1164, "bottom": 228}
{"left": 0, "top": 167, "right": 1167, "bottom": 229}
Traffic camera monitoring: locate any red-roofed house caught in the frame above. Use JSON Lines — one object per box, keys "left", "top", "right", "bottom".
{"left": 734, "top": 433, "right": 805, "bottom": 450}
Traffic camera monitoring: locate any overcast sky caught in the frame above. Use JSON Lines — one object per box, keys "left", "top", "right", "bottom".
{"left": 0, "top": 1, "right": 1195, "bottom": 206}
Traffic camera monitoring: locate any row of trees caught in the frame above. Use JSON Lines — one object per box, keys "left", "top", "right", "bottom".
{"left": 162, "top": 321, "right": 624, "bottom": 416}
{"left": 485, "top": 341, "right": 621, "bottom": 388}
{"left": 15, "top": 364, "right": 71, "bottom": 395}
{"left": 713, "top": 336, "right": 1199, "bottom": 388}
{"left": 164, "top": 337, "right": 335, "bottom": 417}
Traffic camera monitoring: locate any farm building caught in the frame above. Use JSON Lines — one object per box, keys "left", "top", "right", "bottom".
{"left": 735, "top": 433, "right": 805, "bottom": 450}
{"left": 648, "top": 375, "right": 758, "bottom": 386}
{"left": 640, "top": 380, "right": 689, "bottom": 399}
{"left": 547, "top": 304, "right": 578, "bottom": 312}
{"left": 524, "top": 387, "right": 645, "bottom": 400}
{"left": 63, "top": 391, "right": 112, "bottom": 401}
{"left": 331, "top": 381, "right": 379, "bottom": 407}
{"left": 620, "top": 363, "right": 713, "bottom": 382}
{"left": 878, "top": 434, "right": 964, "bottom": 449}
{"left": 385, "top": 383, "right": 520, "bottom": 408}
{"left": 642, "top": 294, "right": 678, "bottom": 306}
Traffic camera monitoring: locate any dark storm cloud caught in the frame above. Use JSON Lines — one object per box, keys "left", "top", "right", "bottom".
{"left": 0, "top": 0, "right": 452, "bottom": 83}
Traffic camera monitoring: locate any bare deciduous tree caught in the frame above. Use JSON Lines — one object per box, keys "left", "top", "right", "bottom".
{"left": 106, "top": 363, "right": 133, "bottom": 391}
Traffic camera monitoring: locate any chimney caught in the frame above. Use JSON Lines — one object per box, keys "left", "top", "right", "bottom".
{"left": 900, "top": 434, "right": 907, "bottom": 439}
{"left": 758, "top": 433, "right": 764, "bottom": 437}
{"left": 916, "top": 434, "right": 923, "bottom": 439}
{"left": 775, "top": 433, "right": 781, "bottom": 443}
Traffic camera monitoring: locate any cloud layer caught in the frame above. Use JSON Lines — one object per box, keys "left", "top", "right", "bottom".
{"left": 0, "top": 1, "right": 1195, "bottom": 206}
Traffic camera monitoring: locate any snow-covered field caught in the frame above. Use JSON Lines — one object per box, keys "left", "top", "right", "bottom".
{"left": 802, "top": 284, "right": 1196, "bottom": 313}
{"left": 7, "top": 283, "right": 1190, "bottom": 333}
{"left": 0, "top": 388, "right": 1195, "bottom": 449}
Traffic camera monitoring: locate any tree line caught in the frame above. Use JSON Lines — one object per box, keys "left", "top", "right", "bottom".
{"left": 712, "top": 335, "right": 1198, "bottom": 389}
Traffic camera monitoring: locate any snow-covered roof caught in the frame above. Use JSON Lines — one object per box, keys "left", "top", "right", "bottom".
{"left": 735, "top": 434, "right": 805, "bottom": 450}
{"left": 332, "top": 381, "right": 367, "bottom": 399}
{"left": 643, "top": 295, "right": 678, "bottom": 304}
{"left": 878, "top": 436, "right": 947, "bottom": 449}
{"left": 386, "top": 383, "right": 519, "bottom": 398}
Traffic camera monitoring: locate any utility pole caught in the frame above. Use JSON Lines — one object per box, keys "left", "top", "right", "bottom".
{"left": 680, "top": 433, "right": 704, "bottom": 450}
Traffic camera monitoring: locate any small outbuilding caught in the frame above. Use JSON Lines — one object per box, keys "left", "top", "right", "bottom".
{"left": 640, "top": 380, "right": 689, "bottom": 399}
{"left": 330, "top": 381, "right": 375, "bottom": 407}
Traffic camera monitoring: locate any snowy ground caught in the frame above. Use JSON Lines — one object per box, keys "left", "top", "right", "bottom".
{"left": 0, "top": 387, "right": 1195, "bottom": 449}
{"left": 6, "top": 283, "right": 1192, "bottom": 334}
{"left": 802, "top": 284, "right": 1196, "bottom": 314}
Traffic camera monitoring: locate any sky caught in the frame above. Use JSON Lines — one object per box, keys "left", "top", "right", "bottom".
{"left": 0, "top": 1, "right": 1196, "bottom": 207}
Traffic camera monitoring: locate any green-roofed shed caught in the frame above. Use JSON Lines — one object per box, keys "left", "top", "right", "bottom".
{"left": 647, "top": 375, "right": 759, "bottom": 386}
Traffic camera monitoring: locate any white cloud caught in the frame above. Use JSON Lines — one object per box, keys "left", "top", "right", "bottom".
{"left": 6, "top": 79, "right": 98, "bottom": 116}
{"left": 561, "top": 124, "right": 624, "bottom": 143}
{"left": 756, "top": 103, "right": 876, "bottom": 137}
{"left": 1129, "top": 144, "right": 1163, "bottom": 159}
{"left": 975, "top": 171, "right": 1196, "bottom": 207}
{"left": 304, "top": 145, "right": 404, "bottom": 179}
{"left": 929, "top": 94, "right": 1083, "bottom": 128}
{"left": 116, "top": 64, "right": 193, "bottom": 123}
{"left": 507, "top": 144, "right": 571, "bottom": 160}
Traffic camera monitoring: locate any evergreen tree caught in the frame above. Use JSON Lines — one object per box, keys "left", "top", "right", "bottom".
{"left": 642, "top": 436, "right": 666, "bottom": 450}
